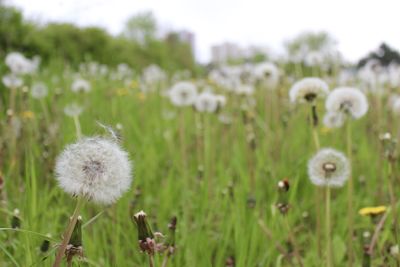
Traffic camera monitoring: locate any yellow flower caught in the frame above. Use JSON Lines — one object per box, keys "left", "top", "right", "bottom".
{"left": 130, "top": 80, "right": 139, "bottom": 89}
{"left": 359, "top": 206, "right": 387, "bottom": 216}
{"left": 137, "top": 92, "right": 146, "bottom": 102}
{"left": 116, "top": 88, "right": 129, "bottom": 96}
{"left": 21, "top": 111, "right": 35, "bottom": 119}
{"left": 320, "top": 127, "right": 332, "bottom": 135}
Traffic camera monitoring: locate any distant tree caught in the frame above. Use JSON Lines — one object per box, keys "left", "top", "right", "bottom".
{"left": 123, "top": 11, "right": 157, "bottom": 45}
{"left": 284, "top": 31, "right": 337, "bottom": 60}
{"left": 357, "top": 43, "right": 400, "bottom": 68}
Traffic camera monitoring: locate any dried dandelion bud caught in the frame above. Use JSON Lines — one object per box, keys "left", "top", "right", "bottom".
{"left": 65, "top": 216, "right": 84, "bottom": 261}
{"left": 40, "top": 233, "right": 52, "bottom": 253}
{"left": 165, "top": 216, "right": 177, "bottom": 255}
{"left": 225, "top": 256, "right": 235, "bottom": 267}
{"left": 11, "top": 209, "right": 21, "bottom": 229}
{"left": 390, "top": 245, "right": 399, "bottom": 256}
{"left": 379, "top": 132, "right": 397, "bottom": 161}
{"left": 134, "top": 211, "right": 155, "bottom": 254}
{"left": 277, "top": 179, "right": 290, "bottom": 214}
{"left": 278, "top": 179, "right": 290, "bottom": 192}
{"left": 247, "top": 196, "right": 256, "bottom": 209}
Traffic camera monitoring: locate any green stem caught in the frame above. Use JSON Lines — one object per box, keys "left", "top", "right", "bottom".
{"left": 161, "top": 252, "right": 169, "bottom": 267}
{"left": 52, "top": 197, "right": 85, "bottom": 267}
{"left": 326, "top": 186, "right": 332, "bottom": 267}
{"left": 149, "top": 254, "right": 155, "bottom": 267}
{"left": 387, "top": 161, "right": 399, "bottom": 243}
{"left": 310, "top": 104, "right": 322, "bottom": 259}
{"left": 284, "top": 216, "right": 303, "bottom": 267}
{"left": 346, "top": 119, "right": 354, "bottom": 267}
{"left": 73, "top": 115, "right": 82, "bottom": 140}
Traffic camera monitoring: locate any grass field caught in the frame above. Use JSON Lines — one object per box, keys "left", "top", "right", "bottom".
{"left": 0, "top": 59, "right": 399, "bottom": 267}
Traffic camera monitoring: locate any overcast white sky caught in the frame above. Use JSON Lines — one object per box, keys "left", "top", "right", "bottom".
{"left": 7, "top": 0, "right": 400, "bottom": 63}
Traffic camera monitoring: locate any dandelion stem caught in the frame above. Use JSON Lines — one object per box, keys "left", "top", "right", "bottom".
{"left": 310, "top": 104, "right": 320, "bottom": 150}
{"left": 284, "top": 216, "right": 303, "bottom": 267}
{"left": 40, "top": 98, "right": 51, "bottom": 126}
{"left": 256, "top": 217, "right": 295, "bottom": 267}
{"left": 73, "top": 115, "right": 82, "bottom": 140}
{"left": 368, "top": 207, "right": 390, "bottom": 255}
{"left": 346, "top": 119, "right": 354, "bottom": 267}
{"left": 148, "top": 254, "right": 155, "bottom": 267}
{"left": 325, "top": 186, "right": 332, "bottom": 267}
{"left": 52, "top": 197, "right": 85, "bottom": 267}
{"left": 309, "top": 104, "right": 322, "bottom": 259}
{"left": 161, "top": 252, "right": 169, "bottom": 267}
{"left": 387, "top": 161, "right": 399, "bottom": 243}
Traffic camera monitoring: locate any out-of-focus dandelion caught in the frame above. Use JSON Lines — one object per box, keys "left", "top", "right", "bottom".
{"left": 323, "top": 112, "right": 345, "bottom": 129}
{"left": 253, "top": 62, "right": 279, "bottom": 90}
{"left": 325, "top": 87, "right": 368, "bottom": 119}
{"left": 194, "top": 91, "right": 219, "bottom": 113}
{"left": 5, "top": 52, "right": 33, "bottom": 75}
{"left": 289, "top": 77, "right": 329, "bottom": 104}
{"left": 31, "top": 82, "right": 48, "bottom": 99}
{"left": 71, "top": 78, "right": 91, "bottom": 93}
{"left": 168, "top": 81, "right": 197, "bottom": 107}
{"left": 2, "top": 73, "right": 23, "bottom": 88}
{"left": 64, "top": 103, "right": 84, "bottom": 118}
{"left": 234, "top": 83, "right": 254, "bottom": 96}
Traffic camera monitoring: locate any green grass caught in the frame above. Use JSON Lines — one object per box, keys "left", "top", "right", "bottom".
{"left": 0, "top": 68, "right": 399, "bottom": 267}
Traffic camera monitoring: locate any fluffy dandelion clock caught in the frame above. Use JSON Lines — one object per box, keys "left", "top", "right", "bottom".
{"left": 169, "top": 81, "right": 197, "bottom": 107}
{"left": 253, "top": 62, "right": 279, "bottom": 89}
{"left": 235, "top": 83, "right": 254, "bottom": 96}
{"left": 194, "top": 91, "right": 219, "bottom": 113}
{"left": 323, "top": 112, "right": 345, "bottom": 128}
{"left": 31, "top": 82, "right": 48, "bottom": 99}
{"left": 71, "top": 78, "right": 91, "bottom": 93}
{"left": 64, "top": 103, "right": 84, "bottom": 117}
{"left": 55, "top": 137, "right": 132, "bottom": 205}
{"left": 2, "top": 73, "right": 23, "bottom": 88}
{"left": 289, "top": 77, "right": 329, "bottom": 104}
{"left": 5, "top": 52, "right": 30, "bottom": 75}
{"left": 308, "top": 148, "right": 350, "bottom": 187}
{"left": 391, "top": 97, "right": 400, "bottom": 115}
{"left": 325, "top": 87, "right": 368, "bottom": 119}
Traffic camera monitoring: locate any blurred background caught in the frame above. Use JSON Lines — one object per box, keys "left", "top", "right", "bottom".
{"left": 1, "top": 0, "right": 400, "bottom": 73}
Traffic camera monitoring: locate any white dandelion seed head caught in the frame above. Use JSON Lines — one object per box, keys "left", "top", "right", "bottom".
{"left": 71, "top": 78, "right": 91, "bottom": 93}
{"left": 234, "top": 83, "right": 254, "bottom": 96}
{"left": 325, "top": 87, "right": 369, "bottom": 119}
{"left": 390, "top": 96, "right": 400, "bottom": 115}
{"left": 215, "top": 95, "right": 227, "bottom": 108}
{"left": 5, "top": 52, "right": 32, "bottom": 75}
{"left": 31, "top": 82, "right": 48, "bottom": 99}
{"left": 64, "top": 103, "right": 84, "bottom": 117}
{"left": 194, "top": 91, "right": 219, "bottom": 113}
{"left": 289, "top": 77, "right": 329, "bottom": 104}
{"left": 2, "top": 73, "right": 23, "bottom": 88}
{"left": 253, "top": 62, "right": 279, "bottom": 89}
{"left": 168, "top": 81, "right": 197, "bottom": 107}
{"left": 323, "top": 112, "right": 345, "bottom": 129}
{"left": 55, "top": 137, "right": 133, "bottom": 205}
{"left": 308, "top": 148, "right": 350, "bottom": 187}
{"left": 11, "top": 116, "right": 22, "bottom": 138}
